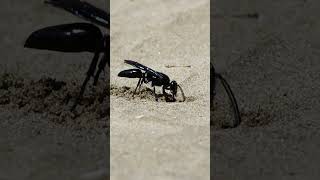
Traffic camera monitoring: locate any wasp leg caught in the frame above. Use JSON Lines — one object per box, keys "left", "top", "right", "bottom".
{"left": 93, "top": 36, "right": 110, "bottom": 86}
{"left": 162, "top": 86, "right": 170, "bottom": 102}
{"left": 154, "top": 87, "right": 158, "bottom": 101}
{"left": 162, "top": 86, "right": 168, "bottom": 99}
{"left": 71, "top": 52, "right": 100, "bottom": 111}
{"left": 138, "top": 81, "right": 142, "bottom": 92}
{"left": 93, "top": 53, "right": 109, "bottom": 86}
{"left": 133, "top": 78, "right": 142, "bottom": 97}
{"left": 94, "top": 53, "right": 109, "bottom": 103}
{"left": 138, "top": 77, "right": 145, "bottom": 92}
{"left": 210, "top": 63, "right": 216, "bottom": 104}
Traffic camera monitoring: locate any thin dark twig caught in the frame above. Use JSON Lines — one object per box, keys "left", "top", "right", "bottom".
{"left": 165, "top": 65, "right": 191, "bottom": 68}
{"left": 213, "top": 13, "right": 259, "bottom": 19}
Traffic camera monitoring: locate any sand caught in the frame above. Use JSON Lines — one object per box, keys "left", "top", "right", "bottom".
{"left": 110, "top": 0, "right": 210, "bottom": 179}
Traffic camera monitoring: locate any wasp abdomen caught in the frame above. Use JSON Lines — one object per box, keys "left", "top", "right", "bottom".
{"left": 118, "top": 69, "right": 143, "bottom": 78}
{"left": 24, "top": 23, "right": 104, "bottom": 53}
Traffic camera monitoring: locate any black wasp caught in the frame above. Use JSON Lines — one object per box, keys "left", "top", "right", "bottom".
{"left": 24, "top": 0, "right": 109, "bottom": 111}
{"left": 118, "top": 60, "right": 186, "bottom": 102}
{"left": 211, "top": 63, "right": 241, "bottom": 127}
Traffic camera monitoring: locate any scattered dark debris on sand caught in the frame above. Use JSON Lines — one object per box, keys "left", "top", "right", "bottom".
{"left": 212, "top": 13, "right": 259, "bottom": 19}
{"left": 240, "top": 107, "right": 273, "bottom": 127}
{"left": 0, "top": 73, "right": 109, "bottom": 131}
{"left": 110, "top": 85, "right": 195, "bottom": 102}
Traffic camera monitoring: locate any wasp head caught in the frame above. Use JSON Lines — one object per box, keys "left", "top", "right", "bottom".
{"left": 169, "top": 80, "right": 178, "bottom": 97}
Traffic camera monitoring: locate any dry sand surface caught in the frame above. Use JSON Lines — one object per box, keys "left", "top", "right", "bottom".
{"left": 0, "top": 0, "right": 109, "bottom": 179}
{"left": 110, "top": 0, "right": 210, "bottom": 179}
{"left": 212, "top": 0, "right": 320, "bottom": 179}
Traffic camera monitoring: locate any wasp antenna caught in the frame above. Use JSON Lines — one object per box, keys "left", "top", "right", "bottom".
{"left": 177, "top": 84, "right": 186, "bottom": 102}
{"left": 215, "top": 73, "right": 241, "bottom": 127}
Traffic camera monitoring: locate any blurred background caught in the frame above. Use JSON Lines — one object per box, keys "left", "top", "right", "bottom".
{"left": 0, "top": 1, "right": 109, "bottom": 180}
{"left": 212, "top": 0, "right": 320, "bottom": 179}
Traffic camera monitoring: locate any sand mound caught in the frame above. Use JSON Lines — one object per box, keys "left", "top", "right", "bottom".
{"left": 110, "top": 84, "right": 194, "bottom": 102}
{"left": 0, "top": 73, "right": 109, "bottom": 131}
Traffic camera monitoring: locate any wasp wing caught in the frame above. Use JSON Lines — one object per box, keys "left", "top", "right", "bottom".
{"left": 124, "top": 60, "right": 164, "bottom": 79}
{"left": 45, "top": 0, "right": 109, "bottom": 28}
